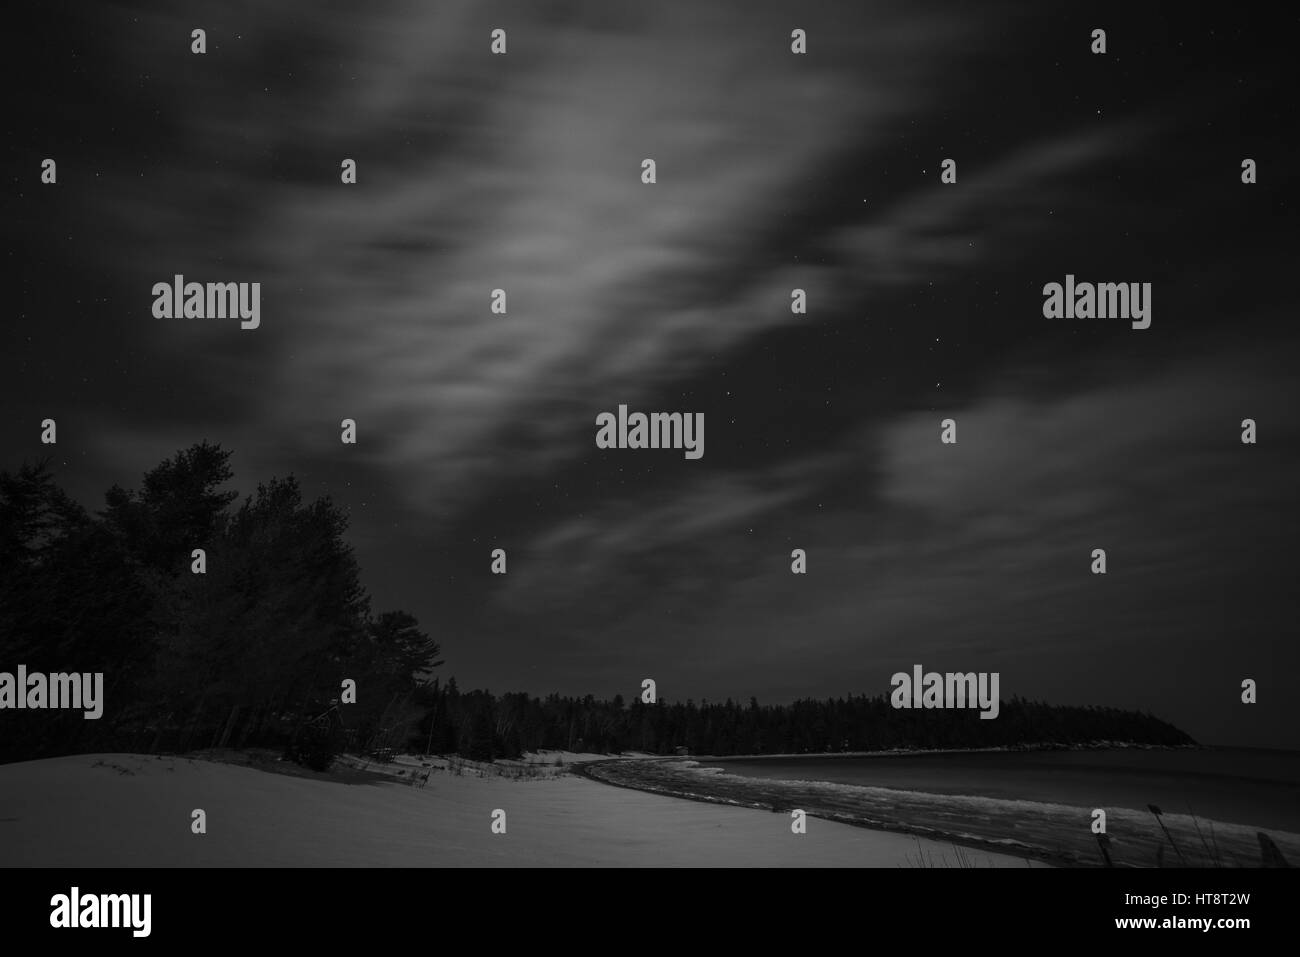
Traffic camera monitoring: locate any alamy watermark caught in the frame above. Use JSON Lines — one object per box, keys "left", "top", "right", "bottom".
{"left": 0, "top": 666, "right": 103, "bottom": 719}
{"left": 890, "top": 665, "right": 1000, "bottom": 719}
{"left": 1042, "top": 274, "right": 1151, "bottom": 329}
{"left": 50, "top": 888, "right": 150, "bottom": 937}
{"left": 596, "top": 405, "right": 704, "bottom": 459}
{"left": 152, "top": 275, "right": 260, "bottom": 329}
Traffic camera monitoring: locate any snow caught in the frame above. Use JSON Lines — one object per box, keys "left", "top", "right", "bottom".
{"left": 0, "top": 753, "right": 1044, "bottom": 867}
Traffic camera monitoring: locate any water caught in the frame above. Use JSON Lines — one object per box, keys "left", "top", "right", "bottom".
{"left": 701, "top": 747, "right": 1300, "bottom": 834}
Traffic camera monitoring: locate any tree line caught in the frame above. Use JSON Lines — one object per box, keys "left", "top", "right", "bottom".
{"left": 0, "top": 443, "right": 1194, "bottom": 768}
{"left": 417, "top": 683, "right": 1195, "bottom": 761}
{"left": 0, "top": 444, "right": 441, "bottom": 766}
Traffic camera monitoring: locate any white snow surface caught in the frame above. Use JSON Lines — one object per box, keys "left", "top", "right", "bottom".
{"left": 0, "top": 753, "right": 1044, "bottom": 867}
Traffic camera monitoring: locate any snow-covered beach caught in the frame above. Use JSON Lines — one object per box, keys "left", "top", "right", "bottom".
{"left": 0, "top": 752, "right": 1042, "bottom": 868}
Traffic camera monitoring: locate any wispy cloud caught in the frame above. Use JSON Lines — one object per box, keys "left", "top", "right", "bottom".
{"left": 86, "top": 0, "right": 1112, "bottom": 516}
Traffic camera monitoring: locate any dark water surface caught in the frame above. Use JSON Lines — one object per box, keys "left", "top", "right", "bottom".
{"left": 701, "top": 747, "right": 1300, "bottom": 833}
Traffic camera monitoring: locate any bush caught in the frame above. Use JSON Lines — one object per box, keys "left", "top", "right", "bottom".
{"left": 284, "top": 716, "right": 345, "bottom": 772}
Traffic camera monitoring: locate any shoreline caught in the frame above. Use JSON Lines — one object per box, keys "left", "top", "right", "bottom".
{"left": 571, "top": 757, "right": 1067, "bottom": 867}
{"left": 686, "top": 741, "right": 1203, "bottom": 763}
{"left": 572, "top": 755, "right": 1300, "bottom": 869}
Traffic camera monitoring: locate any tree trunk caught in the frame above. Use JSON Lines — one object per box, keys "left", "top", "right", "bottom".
{"left": 178, "top": 695, "right": 206, "bottom": 753}
{"left": 217, "top": 704, "right": 241, "bottom": 749}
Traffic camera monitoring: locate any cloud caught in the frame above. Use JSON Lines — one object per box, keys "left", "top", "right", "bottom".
{"left": 87, "top": 0, "right": 1112, "bottom": 517}
{"left": 878, "top": 345, "right": 1297, "bottom": 526}
{"left": 481, "top": 342, "right": 1298, "bottom": 741}
{"left": 62, "top": 1, "right": 1163, "bottom": 534}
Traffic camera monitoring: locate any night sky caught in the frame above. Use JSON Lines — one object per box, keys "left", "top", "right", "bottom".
{"left": 6, "top": 1, "right": 1298, "bottom": 748}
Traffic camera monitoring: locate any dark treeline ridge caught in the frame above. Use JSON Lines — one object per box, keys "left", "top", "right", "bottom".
{"left": 1, "top": 444, "right": 1194, "bottom": 768}
{"left": 422, "top": 684, "right": 1195, "bottom": 760}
